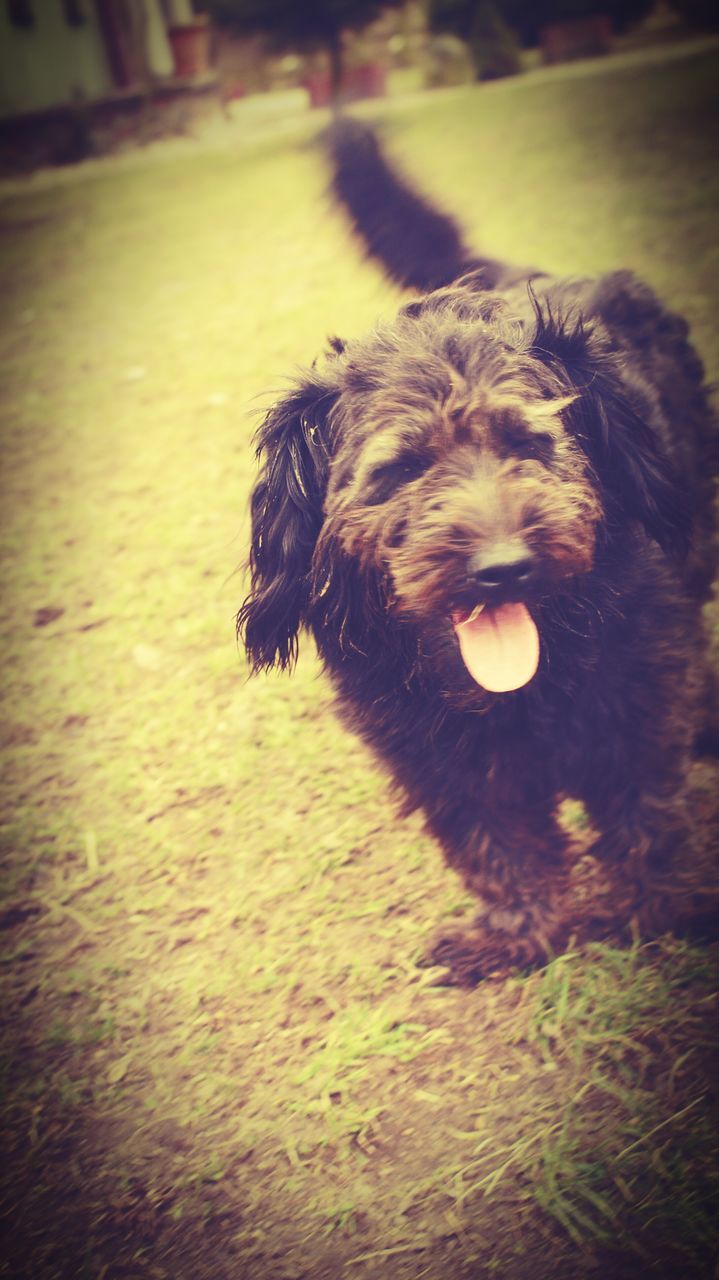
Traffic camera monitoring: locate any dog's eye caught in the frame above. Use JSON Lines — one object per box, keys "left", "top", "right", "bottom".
{"left": 365, "top": 459, "right": 427, "bottom": 505}
{"left": 510, "top": 431, "right": 554, "bottom": 462}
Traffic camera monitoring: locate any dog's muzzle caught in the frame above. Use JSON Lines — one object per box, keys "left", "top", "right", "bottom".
{"left": 450, "top": 536, "right": 541, "bottom": 693}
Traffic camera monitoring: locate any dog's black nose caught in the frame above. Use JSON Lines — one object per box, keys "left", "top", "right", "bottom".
{"left": 467, "top": 543, "right": 536, "bottom": 592}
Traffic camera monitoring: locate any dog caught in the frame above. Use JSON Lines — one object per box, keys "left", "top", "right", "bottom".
{"left": 238, "top": 118, "right": 719, "bottom": 984}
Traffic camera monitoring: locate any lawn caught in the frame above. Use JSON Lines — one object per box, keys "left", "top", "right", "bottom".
{"left": 1, "top": 43, "right": 718, "bottom": 1280}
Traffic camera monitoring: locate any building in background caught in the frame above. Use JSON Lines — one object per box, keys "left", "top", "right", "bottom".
{"left": 0, "top": 0, "right": 215, "bottom": 170}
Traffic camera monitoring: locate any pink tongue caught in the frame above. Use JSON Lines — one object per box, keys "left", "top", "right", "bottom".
{"left": 453, "top": 603, "right": 540, "bottom": 692}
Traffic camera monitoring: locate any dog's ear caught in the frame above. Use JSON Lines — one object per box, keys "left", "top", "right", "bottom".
{"left": 531, "top": 306, "right": 691, "bottom": 557}
{"left": 237, "top": 374, "right": 339, "bottom": 671}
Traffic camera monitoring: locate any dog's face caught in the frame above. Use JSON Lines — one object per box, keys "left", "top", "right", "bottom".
{"left": 319, "top": 308, "right": 600, "bottom": 693}
{"left": 239, "top": 286, "right": 690, "bottom": 696}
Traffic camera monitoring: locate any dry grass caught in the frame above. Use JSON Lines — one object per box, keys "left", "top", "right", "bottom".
{"left": 1, "top": 44, "right": 718, "bottom": 1280}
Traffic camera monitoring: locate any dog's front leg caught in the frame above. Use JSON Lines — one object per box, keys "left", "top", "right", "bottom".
{"left": 423, "top": 800, "right": 574, "bottom": 985}
{"left": 583, "top": 781, "right": 719, "bottom": 943}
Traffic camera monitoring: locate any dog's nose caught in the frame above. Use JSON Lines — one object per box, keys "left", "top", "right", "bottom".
{"left": 467, "top": 543, "right": 536, "bottom": 592}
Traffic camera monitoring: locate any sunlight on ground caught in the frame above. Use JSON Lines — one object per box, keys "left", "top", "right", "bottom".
{"left": 1, "top": 45, "right": 718, "bottom": 1280}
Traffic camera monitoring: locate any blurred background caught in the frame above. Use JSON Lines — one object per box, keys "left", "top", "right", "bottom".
{"left": 1, "top": 0, "right": 718, "bottom": 172}
{"left": 1, "top": 5, "right": 719, "bottom": 1280}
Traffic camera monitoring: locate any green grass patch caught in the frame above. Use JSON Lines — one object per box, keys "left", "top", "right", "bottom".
{"left": 1, "top": 41, "right": 718, "bottom": 1280}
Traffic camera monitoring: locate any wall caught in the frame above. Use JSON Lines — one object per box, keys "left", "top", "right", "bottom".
{"left": 0, "top": 1, "right": 115, "bottom": 116}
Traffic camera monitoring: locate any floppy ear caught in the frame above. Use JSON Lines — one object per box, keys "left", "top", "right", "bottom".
{"left": 531, "top": 305, "right": 691, "bottom": 558}
{"left": 237, "top": 374, "right": 339, "bottom": 671}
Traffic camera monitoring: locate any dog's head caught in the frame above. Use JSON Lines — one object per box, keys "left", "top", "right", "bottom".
{"left": 239, "top": 284, "right": 690, "bottom": 696}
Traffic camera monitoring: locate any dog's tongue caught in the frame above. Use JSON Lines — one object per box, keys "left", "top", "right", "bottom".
{"left": 453, "top": 603, "right": 540, "bottom": 693}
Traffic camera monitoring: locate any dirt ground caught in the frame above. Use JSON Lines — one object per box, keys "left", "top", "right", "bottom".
{"left": 1, "top": 40, "right": 719, "bottom": 1280}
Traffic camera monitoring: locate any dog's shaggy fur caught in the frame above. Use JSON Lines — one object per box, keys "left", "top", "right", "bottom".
{"left": 239, "top": 118, "right": 719, "bottom": 983}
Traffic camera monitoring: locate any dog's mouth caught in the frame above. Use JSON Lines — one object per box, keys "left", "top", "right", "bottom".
{"left": 451, "top": 602, "right": 540, "bottom": 693}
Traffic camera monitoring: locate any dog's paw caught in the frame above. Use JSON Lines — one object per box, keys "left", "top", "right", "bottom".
{"left": 422, "top": 926, "right": 521, "bottom": 986}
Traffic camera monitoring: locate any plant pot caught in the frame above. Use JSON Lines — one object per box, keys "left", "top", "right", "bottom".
{"left": 168, "top": 15, "right": 211, "bottom": 79}
{"left": 540, "top": 14, "right": 612, "bottom": 63}
{"left": 303, "top": 71, "right": 332, "bottom": 108}
{"left": 346, "top": 62, "right": 386, "bottom": 100}
{"left": 303, "top": 63, "right": 386, "bottom": 109}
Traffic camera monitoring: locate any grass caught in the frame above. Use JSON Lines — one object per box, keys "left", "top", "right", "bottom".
{"left": 1, "top": 42, "right": 719, "bottom": 1280}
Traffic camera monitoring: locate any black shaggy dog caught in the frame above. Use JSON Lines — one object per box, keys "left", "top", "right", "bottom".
{"left": 239, "top": 118, "right": 719, "bottom": 984}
